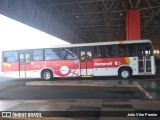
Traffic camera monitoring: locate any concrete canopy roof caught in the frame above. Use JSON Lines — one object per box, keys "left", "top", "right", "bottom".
{"left": 0, "top": 0, "right": 159, "bottom": 48}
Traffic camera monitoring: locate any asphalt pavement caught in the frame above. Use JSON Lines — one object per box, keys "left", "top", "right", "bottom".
{"left": 0, "top": 76, "right": 160, "bottom": 120}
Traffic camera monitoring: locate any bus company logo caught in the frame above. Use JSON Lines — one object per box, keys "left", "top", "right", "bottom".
{"left": 94, "top": 61, "right": 121, "bottom": 67}
{"left": 114, "top": 61, "right": 121, "bottom": 65}
{"left": 94, "top": 62, "right": 112, "bottom": 66}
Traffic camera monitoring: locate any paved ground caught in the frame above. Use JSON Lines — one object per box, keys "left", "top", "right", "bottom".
{"left": 0, "top": 99, "right": 160, "bottom": 120}
{"left": 0, "top": 76, "right": 160, "bottom": 120}
{"left": 0, "top": 77, "right": 150, "bottom": 100}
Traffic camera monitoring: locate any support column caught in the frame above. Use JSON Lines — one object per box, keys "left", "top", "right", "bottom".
{"left": 126, "top": 9, "right": 141, "bottom": 40}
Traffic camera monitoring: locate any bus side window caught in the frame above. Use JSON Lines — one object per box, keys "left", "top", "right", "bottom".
{"left": 118, "top": 45, "right": 130, "bottom": 57}
{"left": 87, "top": 51, "right": 92, "bottom": 62}
{"left": 108, "top": 46, "right": 112, "bottom": 57}
{"left": 118, "top": 45, "right": 125, "bottom": 57}
{"left": 61, "top": 48, "right": 77, "bottom": 60}
{"left": 111, "top": 45, "right": 118, "bottom": 57}
{"left": 45, "top": 49, "right": 60, "bottom": 60}
{"left": 61, "top": 49, "right": 67, "bottom": 59}
{"left": 101, "top": 46, "right": 109, "bottom": 58}
{"left": 97, "top": 47, "right": 102, "bottom": 58}
{"left": 69, "top": 48, "right": 77, "bottom": 59}
{"left": 104, "top": 47, "right": 110, "bottom": 57}
{"left": 81, "top": 51, "right": 85, "bottom": 62}
{"left": 33, "top": 49, "right": 43, "bottom": 61}
{"left": 25, "top": 54, "right": 31, "bottom": 64}
{"left": 3, "top": 51, "right": 18, "bottom": 62}
{"left": 137, "top": 47, "right": 144, "bottom": 60}
{"left": 94, "top": 46, "right": 98, "bottom": 58}
{"left": 128, "top": 44, "right": 136, "bottom": 57}
{"left": 125, "top": 45, "right": 130, "bottom": 57}
{"left": 145, "top": 47, "right": 151, "bottom": 59}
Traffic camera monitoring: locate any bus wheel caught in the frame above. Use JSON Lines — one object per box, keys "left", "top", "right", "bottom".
{"left": 41, "top": 70, "right": 53, "bottom": 80}
{"left": 118, "top": 68, "right": 132, "bottom": 79}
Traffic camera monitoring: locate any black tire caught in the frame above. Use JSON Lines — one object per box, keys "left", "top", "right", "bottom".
{"left": 41, "top": 70, "right": 53, "bottom": 80}
{"left": 118, "top": 67, "right": 132, "bottom": 79}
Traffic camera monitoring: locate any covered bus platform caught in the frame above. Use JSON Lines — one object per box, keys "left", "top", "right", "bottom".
{"left": 0, "top": 0, "right": 160, "bottom": 119}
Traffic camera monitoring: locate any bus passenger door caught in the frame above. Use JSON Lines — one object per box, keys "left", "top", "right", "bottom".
{"left": 80, "top": 48, "right": 93, "bottom": 76}
{"left": 19, "top": 52, "right": 31, "bottom": 78}
{"left": 138, "top": 46, "right": 152, "bottom": 74}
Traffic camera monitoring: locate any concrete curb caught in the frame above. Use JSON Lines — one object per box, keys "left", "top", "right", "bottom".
{"left": 136, "top": 84, "right": 154, "bottom": 99}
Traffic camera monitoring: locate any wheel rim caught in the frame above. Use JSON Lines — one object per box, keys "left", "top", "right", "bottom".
{"left": 43, "top": 72, "right": 51, "bottom": 80}
{"left": 121, "top": 70, "right": 129, "bottom": 78}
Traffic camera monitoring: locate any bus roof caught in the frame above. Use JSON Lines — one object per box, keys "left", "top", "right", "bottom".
{"left": 55, "top": 39, "right": 152, "bottom": 48}
{"left": 2, "top": 39, "right": 152, "bottom": 51}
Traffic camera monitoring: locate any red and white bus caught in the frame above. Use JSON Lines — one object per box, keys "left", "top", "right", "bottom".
{"left": 1, "top": 39, "right": 156, "bottom": 80}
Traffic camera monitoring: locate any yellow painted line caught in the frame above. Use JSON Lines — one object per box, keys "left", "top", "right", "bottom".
{"left": 81, "top": 76, "right": 92, "bottom": 78}
{"left": 136, "top": 85, "right": 154, "bottom": 100}
{"left": 119, "top": 41, "right": 123, "bottom": 44}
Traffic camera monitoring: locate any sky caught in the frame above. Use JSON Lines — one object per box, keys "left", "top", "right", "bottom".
{"left": 0, "top": 14, "right": 70, "bottom": 51}
{"left": 0, "top": 14, "right": 70, "bottom": 72}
